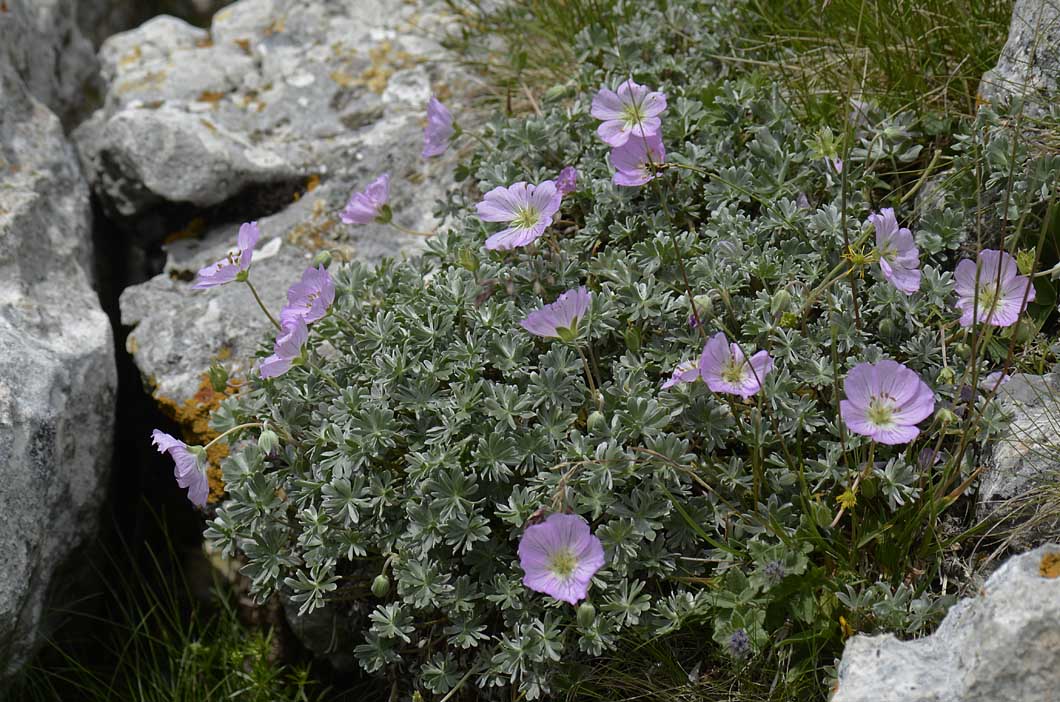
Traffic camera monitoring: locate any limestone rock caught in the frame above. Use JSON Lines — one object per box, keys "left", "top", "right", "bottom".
{"left": 978, "top": 373, "right": 1060, "bottom": 549}
{"left": 979, "top": 0, "right": 1060, "bottom": 116}
{"left": 0, "top": 63, "right": 117, "bottom": 676}
{"left": 76, "top": 0, "right": 459, "bottom": 219}
{"left": 833, "top": 544, "right": 1060, "bottom": 702}
{"left": 107, "top": 0, "right": 463, "bottom": 408}
{"left": 0, "top": 0, "right": 100, "bottom": 126}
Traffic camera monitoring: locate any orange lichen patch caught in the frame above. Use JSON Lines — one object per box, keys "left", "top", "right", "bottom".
{"left": 329, "top": 70, "right": 358, "bottom": 88}
{"left": 116, "top": 70, "right": 168, "bottom": 96}
{"left": 360, "top": 41, "right": 422, "bottom": 94}
{"left": 196, "top": 90, "right": 227, "bottom": 104}
{"left": 263, "top": 17, "right": 286, "bottom": 37}
{"left": 195, "top": 36, "right": 215, "bottom": 49}
{"left": 164, "top": 217, "right": 207, "bottom": 245}
{"left": 199, "top": 119, "right": 218, "bottom": 133}
{"left": 155, "top": 371, "right": 242, "bottom": 504}
{"left": 305, "top": 174, "right": 321, "bottom": 192}
{"left": 234, "top": 38, "right": 252, "bottom": 54}
{"left": 1039, "top": 552, "right": 1060, "bottom": 579}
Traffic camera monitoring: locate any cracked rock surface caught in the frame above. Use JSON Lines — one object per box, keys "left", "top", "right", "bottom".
{"left": 833, "top": 544, "right": 1060, "bottom": 702}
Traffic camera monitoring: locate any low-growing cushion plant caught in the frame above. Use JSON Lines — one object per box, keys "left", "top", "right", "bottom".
{"left": 153, "top": 2, "right": 1060, "bottom": 699}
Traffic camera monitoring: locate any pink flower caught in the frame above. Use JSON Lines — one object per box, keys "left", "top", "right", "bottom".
{"left": 520, "top": 286, "right": 591, "bottom": 339}
{"left": 341, "top": 174, "right": 390, "bottom": 225}
{"left": 662, "top": 359, "right": 700, "bottom": 389}
{"left": 151, "top": 430, "right": 208, "bottom": 507}
{"left": 556, "top": 166, "right": 578, "bottom": 196}
{"left": 259, "top": 316, "right": 309, "bottom": 379}
{"left": 590, "top": 79, "right": 667, "bottom": 147}
{"left": 611, "top": 133, "right": 665, "bottom": 187}
{"left": 840, "top": 360, "right": 934, "bottom": 445}
{"left": 954, "top": 249, "right": 1035, "bottom": 327}
{"left": 280, "top": 265, "right": 335, "bottom": 326}
{"left": 869, "top": 208, "right": 920, "bottom": 294}
{"left": 518, "top": 513, "right": 605, "bottom": 605}
{"left": 698, "top": 332, "right": 773, "bottom": 399}
{"left": 193, "top": 222, "right": 260, "bottom": 289}
{"left": 422, "top": 96, "right": 454, "bottom": 158}
{"left": 476, "top": 180, "right": 562, "bottom": 250}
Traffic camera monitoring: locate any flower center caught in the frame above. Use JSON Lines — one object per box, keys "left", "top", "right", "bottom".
{"left": 978, "top": 283, "right": 999, "bottom": 315}
{"left": 622, "top": 101, "right": 645, "bottom": 128}
{"left": 512, "top": 206, "right": 541, "bottom": 230}
{"left": 721, "top": 358, "right": 746, "bottom": 385}
{"left": 866, "top": 396, "right": 896, "bottom": 427}
{"left": 548, "top": 547, "right": 578, "bottom": 580}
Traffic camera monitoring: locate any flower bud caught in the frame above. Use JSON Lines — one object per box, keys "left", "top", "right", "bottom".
{"left": 371, "top": 574, "right": 391, "bottom": 598}
{"left": 1011, "top": 317, "right": 1036, "bottom": 344}
{"left": 207, "top": 363, "right": 229, "bottom": 393}
{"left": 936, "top": 407, "right": 959, "bottom": 425}
{"left": 576, "top": 602, "right": 596, "bottom": 627}
{"left": 878, "top": 318, "right": 895, "bottom": 339}
{"left": 953, "top": 342, "right": 971, "bottom": 360}
{"left": 312, "top": 250, "right": 333, "bottom": 268}
{"left": 770, "top": 289, "right": 793, "bottom": 315}
{"left": 587, "top": 411, "right": 607, "bottom": 434}
{"left": 779, "top": 312, "right": 798, "bottom": 329}
{"left": 692, "top": 294, "right": 714, "bottom": 321}
{"left": 624, "top": 325, "right": 641, "bottom": 353}
{"left": 258, "top": 427, "right": 279, "bottom": 455}
{"left": 936, "top": 366, "right": 955, "bottom": 385}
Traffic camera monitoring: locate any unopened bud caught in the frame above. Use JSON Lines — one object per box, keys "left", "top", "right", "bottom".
{"left": 371, "top": 574, "right": 391, "bottom": 598}
{"left": 770, "top": 289, "right": 793, "bottom": 315}
{"left": 587, "top": 411, "right": 607, "bottom": 434}
{"left": 953, "top": 342, "right": 971, "bottom": 360}
{"left": 312, "top": 250, "right": 333, "bottom": 268}
{"left": 936, "top": 407, "right": 959, "bottom": 425}
{"left": 1012, "top": 317, "right": 1037, "bottom": 344}
{"left": 624, "top": 325, "right": 641, "bottom": 353}
{"left": 207, "top": 363, "right": 229, "bottom": 393}
{"left": 258, "top": 427, "right": 279, "bottom": 454}
{"left": 878, "top": 318, "right": 895, "bottom": 339}
{"left": 937, "top": 366, "right": 956, "bottom": 385}
{"left": 692, "top": 294, "right": 714, "bottom": 321}
{"left": 576, "top": 602, "right": 596, "bottom": 627}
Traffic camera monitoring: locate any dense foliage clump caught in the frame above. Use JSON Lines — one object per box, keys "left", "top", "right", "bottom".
{"left": 198, "top": 2, "right": 1059, "bottom": 698}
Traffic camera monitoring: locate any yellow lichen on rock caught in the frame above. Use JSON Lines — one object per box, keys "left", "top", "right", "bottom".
{"left": 155, "top": 368, "right": 242, "bottom": 504}
{"left": 1039, "top": 552, "right": 1060, "bottom": 579}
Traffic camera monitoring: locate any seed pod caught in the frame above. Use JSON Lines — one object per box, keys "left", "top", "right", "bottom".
{"left": 936, "top": 366, "right": 956, "bottom": 385}
{"left": 878, "top": 318, "right": 896, "bottom": 339}
{"left": 371, "top": 574, "right": 391, "bottom": 598}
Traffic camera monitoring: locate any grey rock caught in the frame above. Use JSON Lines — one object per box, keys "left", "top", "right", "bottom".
{"left": 833, "top": 544, "right": 1060, "bottom": 702}
{"left": 0, "top": 0, "right": 100, "bottom": 126}
{"left": 0, "top": 63, "right": 117, "bottom": 676}
{"left": 76, "top": 0, "right": 460, "bottom": 219}
{"left": 979, "top": 0, "right": 1060, "bottom": 117}
{"left": 978, "top": 373, "right": 1060, "bottom": 548}
{"left": 110, "top": 0, "right": 463, "bottom": 408}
